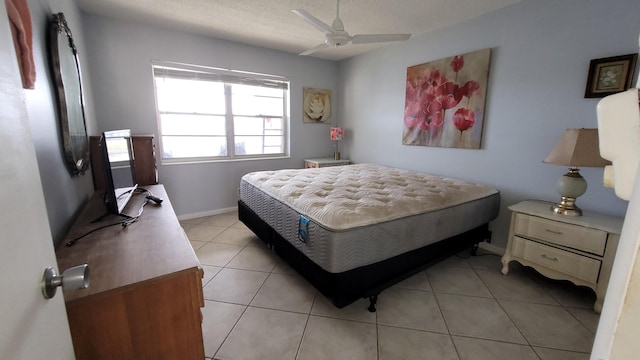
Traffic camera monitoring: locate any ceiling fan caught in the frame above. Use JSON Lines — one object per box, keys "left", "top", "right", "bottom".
{"left": 292, "top": 0, "right": 411, "bottom": 56}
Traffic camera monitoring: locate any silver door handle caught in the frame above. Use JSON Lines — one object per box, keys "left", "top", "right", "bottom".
{"left": 41, "top": 264, "right": 90, "bottom": 299}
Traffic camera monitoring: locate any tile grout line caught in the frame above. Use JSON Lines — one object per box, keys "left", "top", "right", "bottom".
{"left": 515, "top": 262, "right": 600, "bottom": 336}
{"left": 206, "top": 220, "right": 252, "bottom": 360}
{"left": 438, "top": 251, "right": 539, "bottom": 351}
{"left": 209, "top": 299, "right": 250, "bottom": 360}
{"left": 429, "top": 285, "right": 463, "bottom": 360}
{"left": 294, "top": 296, "right": 316, "bottom": 360}
{"left": 198, "top": 216, "right": 595, "bottom": 359}
{"left": 208, "top": 218, "right": 312, "bottom": 359}
{"left": 468, "top": 253, "right": 535, "bottom": 351}
{"left": 375, "top": 309, "right": 380, "bottom": 360}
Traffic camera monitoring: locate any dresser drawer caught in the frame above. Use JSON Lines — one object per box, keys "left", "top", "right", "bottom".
{"left": 511, "top": 236, "right": 601, "bottom": 283}
{"left": 514, "top": 214, "right": 607, "bottom": 255}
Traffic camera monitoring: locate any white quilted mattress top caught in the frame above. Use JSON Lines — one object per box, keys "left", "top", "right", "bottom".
{"left": 241, "top": 164, "right": 499, "bottom": 231}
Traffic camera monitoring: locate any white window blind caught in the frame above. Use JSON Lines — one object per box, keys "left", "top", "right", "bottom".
{"left": 152, "top": 62, "right": 289, "bottom": 162}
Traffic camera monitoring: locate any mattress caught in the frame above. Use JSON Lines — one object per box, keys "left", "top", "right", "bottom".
{"left": 240, "top": 163, "right": 500, "bottom": 273}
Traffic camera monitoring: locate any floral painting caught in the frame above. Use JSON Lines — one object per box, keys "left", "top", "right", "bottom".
{"left": 402, "top": 48, "right": 491, "bottom": 149}
{"left": 303, "top": 87, "right": 332, "bottom": 123}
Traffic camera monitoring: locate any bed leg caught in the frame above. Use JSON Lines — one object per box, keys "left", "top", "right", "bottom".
{"left": 470, "top": 242, "right": 479, "bottom": 256}
{"left": 368, "top": 295, "right": 378, "bottom": 312}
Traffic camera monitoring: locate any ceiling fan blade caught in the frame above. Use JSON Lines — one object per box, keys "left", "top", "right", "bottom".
{"left": 351, "top": 34, "right": 411, "bottom": 44}
{"left": 299, "top": 43, "right": 329, "bottom": 56}
{"left": 291, "top": 9, "right": 333, "bottom": 34}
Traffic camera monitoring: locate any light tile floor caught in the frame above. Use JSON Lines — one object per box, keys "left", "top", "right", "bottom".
{"left": 182, "top": 212, "right": 599, "bottom": 360}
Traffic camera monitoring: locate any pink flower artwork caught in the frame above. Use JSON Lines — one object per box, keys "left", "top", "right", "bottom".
{"left": 402, "top": 48, "right": 491, "bottom": 149}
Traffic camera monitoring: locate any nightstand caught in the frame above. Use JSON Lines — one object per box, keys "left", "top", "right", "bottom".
{"left": 501, "top": 200, "right": 623, "bottom": 313}
{"left": 304, "top": 158, "right": 350, "bottom": 168}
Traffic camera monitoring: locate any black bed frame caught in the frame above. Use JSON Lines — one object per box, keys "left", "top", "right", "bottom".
{"left": 238, "top": 200, "right": 491, "bottom": 312}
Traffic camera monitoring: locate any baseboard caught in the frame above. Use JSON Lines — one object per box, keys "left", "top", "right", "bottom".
{"left": 178, "top": 206, "right": 237, "bottom": 221}
{"left": 479, "top": 242, "right": 505, "bottom": 255}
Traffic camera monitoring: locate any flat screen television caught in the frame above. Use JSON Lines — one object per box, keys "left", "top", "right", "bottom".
{"left": 99, "top": 129, "right": 137, "bottom": 217}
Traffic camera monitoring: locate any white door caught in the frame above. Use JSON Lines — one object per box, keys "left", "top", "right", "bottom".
{"left": 0, "top": 3, "right": 75, "bottom": 359}
{"left": 592, "top": 166, "right": 640, "bottom": 359}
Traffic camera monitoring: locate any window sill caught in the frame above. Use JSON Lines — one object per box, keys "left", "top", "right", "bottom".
{"left": 160, "top": 155, "right": 291, "bottom": 166}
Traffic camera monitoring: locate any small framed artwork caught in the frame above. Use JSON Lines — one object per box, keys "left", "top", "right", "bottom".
{"left": 303, "top": 87, "right": 332, "bottom": 123}
{"left": 584, "top": 54, "right": 637, "bottom": 98}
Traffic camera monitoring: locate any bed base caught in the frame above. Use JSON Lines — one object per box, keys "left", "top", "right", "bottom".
{"left": 238, "top": 200, "right": 491, "bottom": 312}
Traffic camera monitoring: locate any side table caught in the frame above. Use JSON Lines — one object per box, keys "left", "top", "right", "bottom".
{"left": 304, "top": 158, "right": 350, "bottom": 168}
{"left": 501, "top": 200, "right": 623, "bottom": 313}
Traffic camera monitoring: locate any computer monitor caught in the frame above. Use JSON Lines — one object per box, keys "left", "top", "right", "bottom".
{"left": 99, "top": 129, "right": 137, "bottom": 216}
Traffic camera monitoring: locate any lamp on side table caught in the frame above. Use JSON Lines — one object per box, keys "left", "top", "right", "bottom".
{"left": 543, "top": 128, "right": 610, "bottom": 216}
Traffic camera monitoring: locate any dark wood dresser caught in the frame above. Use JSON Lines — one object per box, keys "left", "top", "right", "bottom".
{"left": 90, "top": 135, "right": 158, "bottom": 190}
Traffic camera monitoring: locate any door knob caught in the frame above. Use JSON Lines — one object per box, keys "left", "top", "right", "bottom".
{"left": 41, "top": 264, "right": 90, "bottom": 299}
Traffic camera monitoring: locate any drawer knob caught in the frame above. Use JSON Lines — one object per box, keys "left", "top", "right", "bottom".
{"left": 541, "top": 254, "right": 559, "bottom": 262}
{"left": 545, "top": 229, "right": 564, "bottom": 236}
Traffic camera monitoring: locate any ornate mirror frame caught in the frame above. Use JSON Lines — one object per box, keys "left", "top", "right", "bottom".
{"left": 49, "top": 12, "right": 89, "bottom": 175}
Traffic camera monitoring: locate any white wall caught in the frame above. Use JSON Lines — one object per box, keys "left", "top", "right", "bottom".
{"left": 81, "top": 14, "right": 339, "bottom": 216}
{"left": 80, "top": 0, "right": 637, "bottom": 247}
{"left": 338, "top": 0, "right": 637, "bottom": 248}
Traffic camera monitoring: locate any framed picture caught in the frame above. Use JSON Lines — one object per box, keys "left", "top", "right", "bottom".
{"left": 303, "top": 87, "right": 332, "bottom": 123}
{"left": 584, "top": 54, "right": 638, "bottom": 98}
{"left": 402, "top": 48, "right": 491, "bottom": 149}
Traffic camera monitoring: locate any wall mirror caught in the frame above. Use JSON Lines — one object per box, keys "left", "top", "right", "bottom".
{"left": 49, "top": 12, "right": 89, "bottom": 175}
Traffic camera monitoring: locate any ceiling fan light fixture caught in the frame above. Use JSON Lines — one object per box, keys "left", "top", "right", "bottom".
{"left": 325, "top": 32, "right": 351, "bottom": 47}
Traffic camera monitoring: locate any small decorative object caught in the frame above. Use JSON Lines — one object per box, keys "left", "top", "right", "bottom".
{"left": 6, "top": 0, "right": 36, "bottom": 89}
{"left": 584, "top": 53, "right": 638, "bottom": 98}
{"left": 403, "top": 48, "right": 491, "bottom": 149}
{"left": 303, "top": 87, "right": 332, "bottom": 123}
{"left": 330, "top": 127, "right": 343, "bottom": 160}
{"left": 543, "top": 128, "right": 611, "bottom": 216}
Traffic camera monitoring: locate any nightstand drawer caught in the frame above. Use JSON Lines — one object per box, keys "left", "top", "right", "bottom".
{"left": 512, "top": 236, "right": 601, "bottom": 283}
{"left": 514, "top": 214, "right": 607, "bottom": 255}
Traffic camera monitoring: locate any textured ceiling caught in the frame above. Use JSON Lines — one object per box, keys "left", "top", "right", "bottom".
{"left": 76, "top": 0, "right": 521, "bottom": 61}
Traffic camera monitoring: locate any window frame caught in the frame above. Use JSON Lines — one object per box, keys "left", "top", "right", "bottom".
{"left": 151, "top": 61, "right": 290, "bottom": 164}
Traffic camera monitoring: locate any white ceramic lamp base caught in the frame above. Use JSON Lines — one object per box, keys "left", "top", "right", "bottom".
{"left": 552, "top": 167, "right": 587, "bottom": 216}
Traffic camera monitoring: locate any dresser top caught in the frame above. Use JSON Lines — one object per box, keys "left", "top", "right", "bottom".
{"left": 56, "top": 184, "right": 200, "bottom": 302}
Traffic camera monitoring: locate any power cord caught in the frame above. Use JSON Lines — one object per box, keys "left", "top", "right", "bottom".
{"left": 65, "top": 221, "right": 128, "bottom": 246}
{"left": 120, "top": 190, "right": 150, "bottom": 228}
{"left": 66, "top": 188, "right": 159, "bottom": 246}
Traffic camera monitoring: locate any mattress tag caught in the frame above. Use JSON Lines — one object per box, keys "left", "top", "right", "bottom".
{"left": 298, "top": 215, "right": 310, "bottom": 243}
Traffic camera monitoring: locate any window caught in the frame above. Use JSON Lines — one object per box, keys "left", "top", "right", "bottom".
{"left": 152, "top": 62, "right": 289, "bottom": 162}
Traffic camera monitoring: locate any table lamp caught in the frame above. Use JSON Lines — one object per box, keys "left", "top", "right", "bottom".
{"left": 330, "top": 127, "right": 343, "bottom": 160}
{"left": 543, "top": 128, "right": 611, "bottom": 216}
